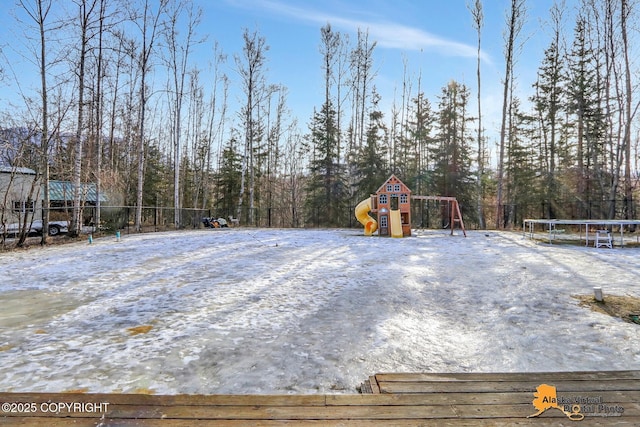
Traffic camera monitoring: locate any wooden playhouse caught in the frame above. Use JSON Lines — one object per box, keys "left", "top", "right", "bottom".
{"left": 370, "top": 175, "right": 412, "bottom": 237}
{"left": 355, "top": 174, "right": 467, "bottom": 237}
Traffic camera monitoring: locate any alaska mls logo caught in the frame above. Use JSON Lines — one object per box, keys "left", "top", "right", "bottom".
{"left": 527, "top": 384, "right": 585, "bottom": 421}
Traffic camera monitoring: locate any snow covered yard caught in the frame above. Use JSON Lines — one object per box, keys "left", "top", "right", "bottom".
{"left": 0, "top": 228, "right": 639, "bottom": 395}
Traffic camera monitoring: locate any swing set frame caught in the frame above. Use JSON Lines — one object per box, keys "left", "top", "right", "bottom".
{"left": 411, "top": 195, "right": 467, "bottom": 237}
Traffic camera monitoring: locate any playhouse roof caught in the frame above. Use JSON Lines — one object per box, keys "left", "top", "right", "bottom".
{"left": 375, "top": 174, "right": 411, "bottom": 194}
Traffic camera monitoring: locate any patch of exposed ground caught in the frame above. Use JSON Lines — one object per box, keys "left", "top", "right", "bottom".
{"left": 573, "top": 294, "right": 640, "bottom": 325}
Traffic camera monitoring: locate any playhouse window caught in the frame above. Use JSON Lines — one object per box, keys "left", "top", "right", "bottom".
{"left": 394, "top": 184, "right": 401, "bottom": 192}
{"left": 379, "top": 194, "right": 388, "bottom": 204}
{"left": 386, "top": 184, "right": 393, "bottom": 192}
{"left": 380, "top": 215, "right": 388, "bottom": 228}
{"left": 400, "top": 194, "right": 408, "bottom": 204}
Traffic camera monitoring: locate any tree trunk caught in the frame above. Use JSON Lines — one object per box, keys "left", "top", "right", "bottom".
{"left": 620, "top": 0, "right": 635, "bottom": 226}
{"left": 469, "top": 0, "right": 485, "bottom": 229}
{"left": 94, "top": 0, "right": 105, "bottom": 232}
{"left": 134, "top": 0, "right": 166, "bottom": 232}
{"left": 70, "top": 0, "right": 96, "bottom": 238}
{"left": 26, "top": 0, "right": 53, "bottom": 245}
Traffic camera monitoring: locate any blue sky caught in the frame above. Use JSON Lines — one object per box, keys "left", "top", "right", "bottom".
{"left": 202, "top": 0, "right": 566, "bottom": 137}
{"left": 1, "top": 0, "right": 572, "bottom": 157}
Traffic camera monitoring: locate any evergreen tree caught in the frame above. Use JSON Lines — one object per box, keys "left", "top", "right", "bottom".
{"left": 215, "top": 136, "right": 242, "bottom": 217}
{"left": 432, "top": 81, "right": 475, "bottom": 224}
{"left": 392, "top": 91, "right": 434, "bottom": 190}
{"left": 305, "top": 101, "right": 347, "bottom": 227}
{"left": 531, "top": 35, "right": 567, "bottom": 219}
{"left": 142, "top": 143, "right": 170, "bottom": 208}
{"left": 566, "top": 14, "right": 609, "bottom": 218}
{"left": 505, "top": 97, "right": 541, "bottom": 225}
{"left": 406, "top": 92, "right": 435, "bottom": 196}
{"left": 354, "top": 104, "right": 388, "bottom": 201}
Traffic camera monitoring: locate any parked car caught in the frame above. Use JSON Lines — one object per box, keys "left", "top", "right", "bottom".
{"left": 0, "top": 219, "right": 69, "bottom": 236}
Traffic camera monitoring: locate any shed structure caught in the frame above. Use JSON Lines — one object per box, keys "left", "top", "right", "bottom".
{"left": 0, "top": 166, "right": 42, "bottom": 224}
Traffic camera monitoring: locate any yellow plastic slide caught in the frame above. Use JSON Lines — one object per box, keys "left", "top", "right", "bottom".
{"left": 390, "top": 209, "right": 403, "bottom": 238}
{"left": 355, "top": 198, "right": 377, "bottom": 236}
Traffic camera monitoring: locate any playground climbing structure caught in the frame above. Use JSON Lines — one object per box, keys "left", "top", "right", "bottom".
{"left": 355, "top": 175, "right": 466, "bottom": 237}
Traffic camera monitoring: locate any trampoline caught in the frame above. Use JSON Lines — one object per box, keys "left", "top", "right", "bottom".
{"left": 523, "top": 218, "right": 640, "bottom": 246}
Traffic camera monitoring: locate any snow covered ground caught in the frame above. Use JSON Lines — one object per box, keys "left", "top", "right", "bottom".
{"left": 0, "top": 228, "right": 639, "bottom": 394}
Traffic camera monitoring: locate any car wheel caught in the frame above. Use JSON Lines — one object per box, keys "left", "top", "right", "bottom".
{"left": 48, "top": 225, "right": 60, "bottom": 236}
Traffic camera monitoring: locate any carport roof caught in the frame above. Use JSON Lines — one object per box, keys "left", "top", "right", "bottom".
{"left": 0, "top": 166, "right": 37, "bottom": 175}
{"left": 49, "top": 180, "right": 108, "bottom": 202}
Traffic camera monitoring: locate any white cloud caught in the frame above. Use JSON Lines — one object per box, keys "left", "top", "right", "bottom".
{"left": 228, "top": 0, "right": 492, "bottom": 64}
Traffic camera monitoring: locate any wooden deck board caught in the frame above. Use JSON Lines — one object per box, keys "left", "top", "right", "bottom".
{"left": 1, "top": 371, "right": 638, "bottom": 425}
{"left": 374, "top": 370, "right": 640, "bottom": 382}
{"left": 375, "top": 379, "right": 640, "bottom": 394}
{"left": 9, "top": 419, "right": 640, "bottom": 427}
{"left": 329, "top": 390, "right": 640, "bottom": 405}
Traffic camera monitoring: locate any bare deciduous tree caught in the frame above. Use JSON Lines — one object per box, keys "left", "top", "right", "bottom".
{"left": 349, "top": 28, "right": 376, "bottom": 153}
{"left": 165, "top": 0, "right": 202, "bottom": 228}
{"left": 69, "top": 0, "right": 101, "bottom": 237}
{"left": 130, "top": 0, "right": 167, "bottom": 232}
{"left": 620, "top": 0, "right": 636, "bottom": 224}
{"left": 496, "top": 0, "right": 526, "bottom": 229}
{"left": 235, "top": 28, "right": 269, "bottom": 225}
{"left": 17, "top": 0, "right": 56, "bottom": 244}
{"left": 468, "top": 0, "right": 485, "bottom": 229}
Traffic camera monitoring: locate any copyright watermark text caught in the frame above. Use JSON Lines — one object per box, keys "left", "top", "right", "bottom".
{"left": 2, "top": 401, "right": 110, "bottom": 414}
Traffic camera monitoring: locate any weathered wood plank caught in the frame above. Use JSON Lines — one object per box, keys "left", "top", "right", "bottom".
{"left": 329, "top": 390, "right": 640, "bottom": 406}
{"left": 0, "top": 393, "right": 326, "bottom": 406}
{"left": 1, "top": 371, "right": 638, "bottom": 425}
{"left": 369, "top": 375, "right": 380, "bottom": 394}
{"left": 358, "top": 379, "right": 372, "bottom": 394}
{"left": 4, "top": 390, "right": 637, "bottom": 409}
{"left": 144, "top": 403, "right": 639, "bottom": 420}
{"left": 103, "top": 404, "right": 459, "bottom": 420}
{"left": 3, "top": 414, "right": 639, "bottom": 426}
{"left": 2, "top": 402, "right": 637, "bottom": 421}
{"left": 451, "top": 402, "right": 640, "bottom": 419}
{"left": 7, "top": 417, "right": 640, "bottom": 427}
{"left": 376, "top": 379, "right": 640, "bottom": 394}
{"left": 374, "top": 370, "right": 640, "bottom": 383}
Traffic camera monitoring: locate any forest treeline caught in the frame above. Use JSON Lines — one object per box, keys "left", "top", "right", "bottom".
{"left": 1, "top": 0, "right": 638, "bottom": 242}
